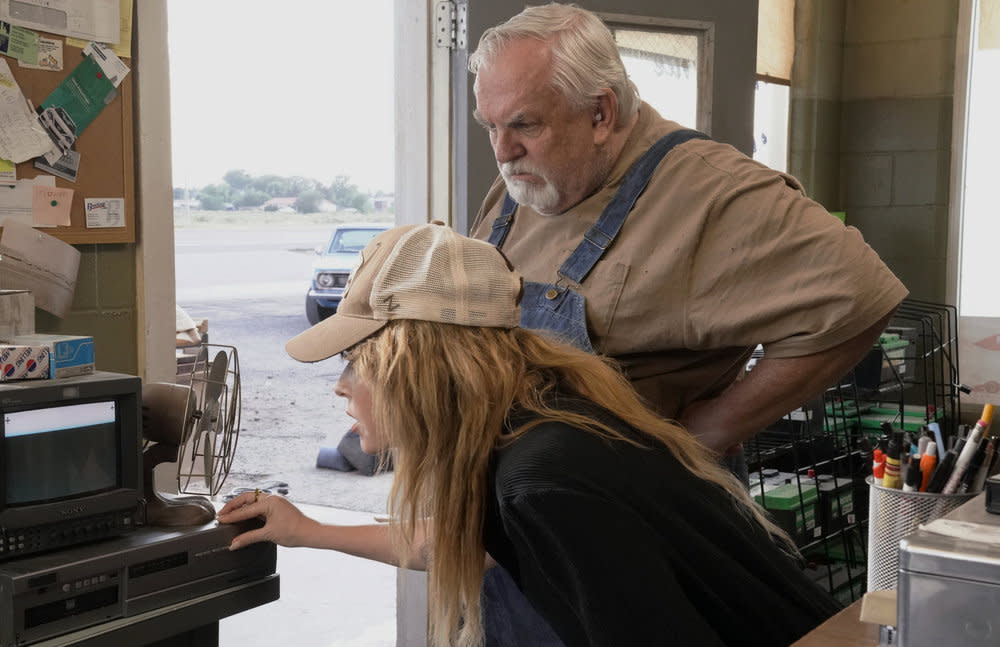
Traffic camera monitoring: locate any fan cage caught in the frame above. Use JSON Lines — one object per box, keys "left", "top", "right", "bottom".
{"left": 175, "top": 343, "right": 241, "bottom": 497}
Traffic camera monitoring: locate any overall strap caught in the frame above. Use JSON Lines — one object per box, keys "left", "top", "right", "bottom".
{"left": 487, "top": 193, "right": 519, "bottom": 247}
{"left": 558, "top": 128, "right": 709, "bottom": 284}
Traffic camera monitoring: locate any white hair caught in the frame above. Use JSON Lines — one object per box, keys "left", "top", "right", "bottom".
{"left": 469, "top": 3, "right": 640, "bottom": 127}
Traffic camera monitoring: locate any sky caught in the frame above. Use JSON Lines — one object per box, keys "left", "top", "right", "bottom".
{"left": 166, "top": 1, "right": 395, "bottom": 194}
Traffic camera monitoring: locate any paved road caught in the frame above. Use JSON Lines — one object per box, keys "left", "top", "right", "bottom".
{"left": 173, "top": 226, "right": 393, "bottom": 513}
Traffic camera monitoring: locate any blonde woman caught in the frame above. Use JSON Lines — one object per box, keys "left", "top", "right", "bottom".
{"left": 219, "top": 223, "right": 840, "bottom": 647}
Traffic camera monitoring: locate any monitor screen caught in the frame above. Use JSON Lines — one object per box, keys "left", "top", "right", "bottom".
{"left": 3, "top": 400, "right": 118, "bottom": 505}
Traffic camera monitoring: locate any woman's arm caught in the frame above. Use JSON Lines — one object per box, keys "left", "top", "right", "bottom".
{"left": 217, "top": 491, "right": 429, "bottom": 569}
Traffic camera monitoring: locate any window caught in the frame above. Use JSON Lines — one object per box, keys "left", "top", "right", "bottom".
{"left": 612, "top": 26, "right": 701, "bottom": 130}
{"left": 952, "top": 0, "right": 1000, "bottom": 401}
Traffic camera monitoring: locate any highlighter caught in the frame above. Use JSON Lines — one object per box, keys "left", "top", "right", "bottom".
{"left": 882, "top": 439, "right": 902, "bottom": 489}
{"left": 919, "top": 441, "right": 937, "bottom": 492}
{"left": 943, "top": 403, "right": 994, "bottom": 494}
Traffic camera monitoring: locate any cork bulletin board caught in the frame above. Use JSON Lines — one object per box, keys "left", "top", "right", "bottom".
{"left": 6, "top": 39, "right": 134, "bottom": 244}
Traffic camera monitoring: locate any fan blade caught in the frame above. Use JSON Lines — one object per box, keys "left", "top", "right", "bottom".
{"left": 205, "top": 350, "right": 229, "bottom": 404}
{"left": 203, "top": 429, "right": 215, "bottom": 490}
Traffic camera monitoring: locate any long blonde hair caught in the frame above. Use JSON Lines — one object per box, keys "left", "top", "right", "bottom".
{"left": 345, "top": 320, "right": 792, "bottom": 647}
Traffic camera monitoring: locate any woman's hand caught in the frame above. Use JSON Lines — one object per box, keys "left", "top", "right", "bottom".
{"left": 217, "top": 490, "right": 318, "bottom": 550}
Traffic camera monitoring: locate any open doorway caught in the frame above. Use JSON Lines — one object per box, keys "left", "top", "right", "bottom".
{"left": 166, "top": 2, "right": 397, "bottom": 644}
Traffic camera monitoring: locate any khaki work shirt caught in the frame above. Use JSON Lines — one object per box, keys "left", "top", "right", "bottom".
{"left": 471, "top": 103, "right": 908, "bottom": 417}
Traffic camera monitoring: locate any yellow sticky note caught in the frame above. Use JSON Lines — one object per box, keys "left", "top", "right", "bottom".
{"left": 32, "top": 185, "right": 74, "bottom": 226}
{"left": 0, "top": 157, "right": 14, "bottom": 181}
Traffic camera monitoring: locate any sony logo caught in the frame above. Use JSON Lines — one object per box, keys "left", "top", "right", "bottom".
{"left": 60, "top": 506, "right": 86, "bottom": 516}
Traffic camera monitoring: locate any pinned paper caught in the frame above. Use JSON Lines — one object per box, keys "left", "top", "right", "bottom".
{"left": 38, "top": 47, "right": 124, "bottom": 155}
{"left": 0, "top": 176, "right": 56, "bottom": 226}
{"left": 84, "top": 197, "right": 124, "bottom": 228}
{"left": 0, "top": 157, "right": 13, "bottom": 181}
{"left": 0, "top": 218, "right": 80, "bottom": 318}
{"left": 32, "top": 185, "right": 73, "bottom": 226}
{"left": 6, "top": 22, "right": 38, "bottom": 64}
{"left": 19, "top": 36, "right": 63, "bottom": 71}
{"left": 67, "top": 0, "right": 133, "bottom": 59}
{"left": 0, "top": 58, "right": 55, "bottom": 163}
{"left": 0, "top": 0, "right": 120, "bottom": 44}
{"left": 81, "top": 42, "right": 129, "bottom": 88}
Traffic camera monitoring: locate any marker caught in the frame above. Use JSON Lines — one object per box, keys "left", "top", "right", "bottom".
{"left": 917, "top": 433, "right": 930, "bottom": 459}
{"left": 927, "top": 422, "right": 945, "bottom": 459}
{"left": 958, "top": 437, "right": 990, "bottom": 494}
{"left": 943, "top": 404, "right": 994, "bottom": 494}
{"left": 919, "top": 441, "right": 937, "bottom": 492}
{"left": 927, "top": 439, "right": 963, "bottom": 494}
{"left": 883, "top": 439, "right": 903, "bottom": 489}
{"left": 903, "top": 460, "right": 922, "bottom": 492}
{"left": 903, "top": 432, "right": 915, "bottom": 468}
{"left": 872, "top": 448, "right": 885, "bottom": 485}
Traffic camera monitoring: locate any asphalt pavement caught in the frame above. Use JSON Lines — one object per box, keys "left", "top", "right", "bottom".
{"left": 174, "top": 224, "right": 399, "bottom": 646}
{"left": 174, "top": 225, "right": 393, "bottom": 513}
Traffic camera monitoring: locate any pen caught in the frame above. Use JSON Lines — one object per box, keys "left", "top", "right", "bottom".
{"left": 943, "top": 404, "right": 994, "bottom": 494}
{"left": 919, "top": 441, "right": 937, "bottom": 492}
{"left": 927, "top": 439, "right": 963, "bottom": 494}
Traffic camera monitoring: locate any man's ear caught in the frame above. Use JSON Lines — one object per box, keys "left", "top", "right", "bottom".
{"left": 592, "top": 90, "right": 616, "bottom": 144}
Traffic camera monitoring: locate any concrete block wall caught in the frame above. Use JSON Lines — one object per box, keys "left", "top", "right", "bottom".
{"left": 790, "top": 0, "right": 958, "bottom": 303}
{"left": 36, "top": 245, "right": 139, "bottom": 376}
{"left": 839, "top": 0, "right": 958, "bottom": 303}
{"left": 789, "top": 0, "right": 846, "bottom": 208}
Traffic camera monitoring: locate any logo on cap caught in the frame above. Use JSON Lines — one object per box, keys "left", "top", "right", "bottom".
{"left": 381, "top": 294, "right": 400, "bottom": 312}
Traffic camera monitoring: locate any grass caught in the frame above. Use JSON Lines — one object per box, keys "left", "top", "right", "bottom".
{"left": 173, "top": 209, "right": 395, "bottom": 229}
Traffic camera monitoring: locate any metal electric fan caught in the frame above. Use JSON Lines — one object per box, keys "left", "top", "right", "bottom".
{"left": 141, "top": 344, "right": 241, "bottom": 526}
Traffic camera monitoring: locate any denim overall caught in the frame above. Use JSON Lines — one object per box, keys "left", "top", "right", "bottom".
{"left": 483, "top": 129, "right": 708, "bottom": 647}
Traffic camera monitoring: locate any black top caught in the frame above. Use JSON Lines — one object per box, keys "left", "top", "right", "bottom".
{"left": 483, "top": 403, "right": 841, "bottom": 647}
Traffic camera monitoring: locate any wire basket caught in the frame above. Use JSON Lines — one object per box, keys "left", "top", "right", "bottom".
{"left": 866, "top": 477, "right": 977, "bottom": 592}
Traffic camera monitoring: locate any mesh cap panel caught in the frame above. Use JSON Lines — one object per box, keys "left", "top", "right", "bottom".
{"left": 371, "top": 225, "right": 521, "bottom": 328}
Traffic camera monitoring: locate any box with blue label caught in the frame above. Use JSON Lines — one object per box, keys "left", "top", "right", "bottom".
{"left": 7, "top": 334, "right": 94, "bottom": 378}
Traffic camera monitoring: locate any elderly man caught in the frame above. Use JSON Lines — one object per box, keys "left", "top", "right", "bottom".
{"left": 467, "top": 3, "right": 907, "bottom": 645}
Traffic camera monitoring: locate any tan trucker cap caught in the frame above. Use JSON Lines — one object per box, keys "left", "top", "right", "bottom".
{"left": 285, "top": 223, "right": 523, "bottom": 363}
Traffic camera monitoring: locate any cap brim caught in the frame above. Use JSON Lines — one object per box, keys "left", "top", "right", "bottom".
{"left": 285, "top": 312, "right": 389, "bottom": 363}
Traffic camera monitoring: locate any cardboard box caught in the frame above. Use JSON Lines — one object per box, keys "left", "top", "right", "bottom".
{"left": 8, "top": 334, "right": 94, "bottom": 378}
{"left": 0, "top": 345, "right": 50, "bottom": 381}
{"left": 0, "top": 290, "right": 34, "bottom": 339}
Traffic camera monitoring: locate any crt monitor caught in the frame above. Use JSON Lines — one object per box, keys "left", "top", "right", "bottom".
{"left": 0, "top": 371, "right": 144, "bottom": 560}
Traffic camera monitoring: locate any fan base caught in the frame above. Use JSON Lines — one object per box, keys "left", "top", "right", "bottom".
{"left": 143, "top": 441, "right": 217, "bottom": 527}
{"left": 146, "top": 491, "right": 216, "bottom": 527}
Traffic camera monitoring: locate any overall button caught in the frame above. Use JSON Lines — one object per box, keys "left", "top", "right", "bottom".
{"left": 545, "top": 288, "right": 558, "bottom": 300}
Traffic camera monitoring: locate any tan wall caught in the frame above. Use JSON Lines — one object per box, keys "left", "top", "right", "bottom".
{"left": 35, "top": 245, "right": 139, "bottom": 376}
{"left": 790, "top": 0, "right": 959, "bottom": 303}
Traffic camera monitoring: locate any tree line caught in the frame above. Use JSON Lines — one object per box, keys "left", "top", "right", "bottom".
{"left": 173, "top": 170, "right": 389, "bottom": 213}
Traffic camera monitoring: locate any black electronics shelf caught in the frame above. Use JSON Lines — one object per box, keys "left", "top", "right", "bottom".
{"left": 744, "top": 299, "right": 963, "bottom": 605}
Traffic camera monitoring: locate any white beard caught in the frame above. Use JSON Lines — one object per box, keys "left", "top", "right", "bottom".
{"left": 500, "top": 164, "right": 561, "bottom": 215}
